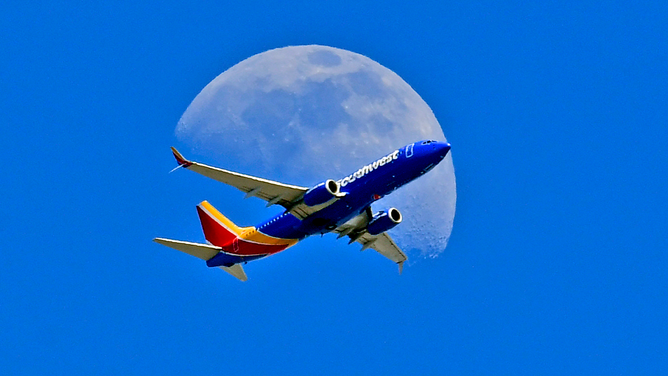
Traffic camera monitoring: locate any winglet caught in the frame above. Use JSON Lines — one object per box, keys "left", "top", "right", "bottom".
{"left": 398, "top": 261, "right": 404, "bottom": 274}
{"left": 171, "top": 147, "right": 192, "bottom": 168}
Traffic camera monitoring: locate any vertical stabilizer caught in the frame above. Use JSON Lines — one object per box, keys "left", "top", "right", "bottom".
{"left": 196, "top": 201, "right": 245, "bottom": 247}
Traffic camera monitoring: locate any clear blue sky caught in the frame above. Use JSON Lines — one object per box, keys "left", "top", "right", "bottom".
{"left": 2, "top": 1, "right": 667, "bottom": 374}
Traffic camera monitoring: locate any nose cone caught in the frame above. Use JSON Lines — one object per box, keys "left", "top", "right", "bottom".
{"left": 436, "top": 142, "right": 451, "bottom": 158}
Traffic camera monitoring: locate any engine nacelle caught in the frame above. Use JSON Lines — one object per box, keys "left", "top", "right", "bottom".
{"left": 367, "top": 208, "right": 402, "bottom": 235}
{"left": 303, "top": 179, "right": 341, "bottom": 206}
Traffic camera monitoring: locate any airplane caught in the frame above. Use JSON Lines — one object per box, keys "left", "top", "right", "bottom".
{"left": 154, "top": 140, "right": 451, "bottom": 281}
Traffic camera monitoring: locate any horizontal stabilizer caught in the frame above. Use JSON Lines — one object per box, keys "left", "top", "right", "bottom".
{"left": 220, "top": 264, "right": 248, "bottom": 282}
{"left": 153, "top": 238, "right": 220, "bottom": 261}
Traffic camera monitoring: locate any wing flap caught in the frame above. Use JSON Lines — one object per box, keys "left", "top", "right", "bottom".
{"left": 288, "top": 197, "right": 343, "bottom": 220}
{"left": 333, "top": 210, "right": 408, "bottom": 273}
{"left": 358, "top": 232, "right": 407, "bottom": 268}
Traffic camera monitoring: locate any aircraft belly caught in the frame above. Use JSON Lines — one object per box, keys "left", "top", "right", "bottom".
{"left": 295, "top": 194, "right": 372, "bottom": 235}
{"left": 255, "top": 166, "right": 405, "bottom": 239}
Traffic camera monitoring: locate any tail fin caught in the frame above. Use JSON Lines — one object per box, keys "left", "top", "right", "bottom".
{"left": 196, "top": 201, "right": 246, "bottom": 247}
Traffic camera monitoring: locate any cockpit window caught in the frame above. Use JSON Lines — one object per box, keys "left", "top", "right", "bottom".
{"left": 421, "top": 140, "right": 437, "bottom": 145}
{"left": 406, "top": 143, "right": 414, "bottom": 157}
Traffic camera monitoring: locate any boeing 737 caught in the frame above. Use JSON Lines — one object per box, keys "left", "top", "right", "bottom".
{"left": 154, "top": 140, "right": 451, "bottom": 281}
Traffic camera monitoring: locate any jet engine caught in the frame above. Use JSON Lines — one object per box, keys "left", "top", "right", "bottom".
{"left": 303, "top": 179, "right": 341, "bottom": 206}
{"left": 367, "top": 208, "right": 402, "bottom": 235}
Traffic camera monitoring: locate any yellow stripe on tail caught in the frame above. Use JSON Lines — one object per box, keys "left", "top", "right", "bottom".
{"left": 199, "top": 201, "right": 249, "bottom": 235}
{"left": 198, "top": 200, "right": 298, "bottom": 247}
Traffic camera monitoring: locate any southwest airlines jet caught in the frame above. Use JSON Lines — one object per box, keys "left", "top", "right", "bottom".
{"left": 154, "top": 140, "right": 451, "bottom": 281}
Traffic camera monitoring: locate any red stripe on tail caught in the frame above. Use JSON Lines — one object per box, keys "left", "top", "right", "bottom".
{"left": 196, "top": 205, "right": 237, "bottom": 247}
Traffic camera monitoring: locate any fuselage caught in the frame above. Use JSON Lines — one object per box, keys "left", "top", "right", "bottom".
{"left": 205, "top": 140, "right": 450, "bottom": 267}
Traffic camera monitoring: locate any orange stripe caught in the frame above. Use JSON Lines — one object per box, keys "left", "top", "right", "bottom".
{"left": 200, "top": 200, "right": 298, "bottom": 247}
{"left": 240, "top": 227, "right": 298, "bottom": 246}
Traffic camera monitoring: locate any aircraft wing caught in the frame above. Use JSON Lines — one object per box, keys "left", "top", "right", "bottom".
{"left": 171, "top": 147, "right": 308, "bottom": 209}
{"left": 356, "top": 232, "right": 408, "bottom": 273}
{"left": 334, "top": 211, "right": 408, "bottom": 273}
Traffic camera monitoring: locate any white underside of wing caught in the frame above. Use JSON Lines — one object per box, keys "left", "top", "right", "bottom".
{"left": 357, "top": 232, "right": 408, "bottom": 267}
{"left": 187, "top": 161, "right": 308, "bottom": 206}
{"left": 333, "top": 212, "right": 408, "bottom": 272}
{"left": 172, "top": 148, "right": 346, "bottom": 218}
{"left": 289, "top": 196, "right": 343, "bottom": 220}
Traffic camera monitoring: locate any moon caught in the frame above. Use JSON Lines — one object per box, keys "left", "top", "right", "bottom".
{"left": 176, "top": 45, "right": 456, "bottom": 258}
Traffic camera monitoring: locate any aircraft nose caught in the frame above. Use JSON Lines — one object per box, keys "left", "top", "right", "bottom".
{"left": 435, "top": 142, "right": 451, "bottom": 158}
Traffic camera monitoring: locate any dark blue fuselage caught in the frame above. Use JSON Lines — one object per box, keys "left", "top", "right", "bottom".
{"left": 256, "top": 140, "right": 451, "bottom": 240}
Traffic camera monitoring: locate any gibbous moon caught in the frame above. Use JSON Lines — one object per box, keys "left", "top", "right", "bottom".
{"left": 176, "top": 45, "right": 455, "bottom": 258}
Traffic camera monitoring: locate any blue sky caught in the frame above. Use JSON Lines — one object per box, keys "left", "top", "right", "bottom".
{"left": 2, "top": 1, "right": 667, "bottom": 374}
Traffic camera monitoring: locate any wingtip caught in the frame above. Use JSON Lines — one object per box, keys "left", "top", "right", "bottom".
{"left": 170, "top": 147, "right": 192, "bottom": 167}
{"left": 398, "top": 261, "right": 404, "bottom": 275}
